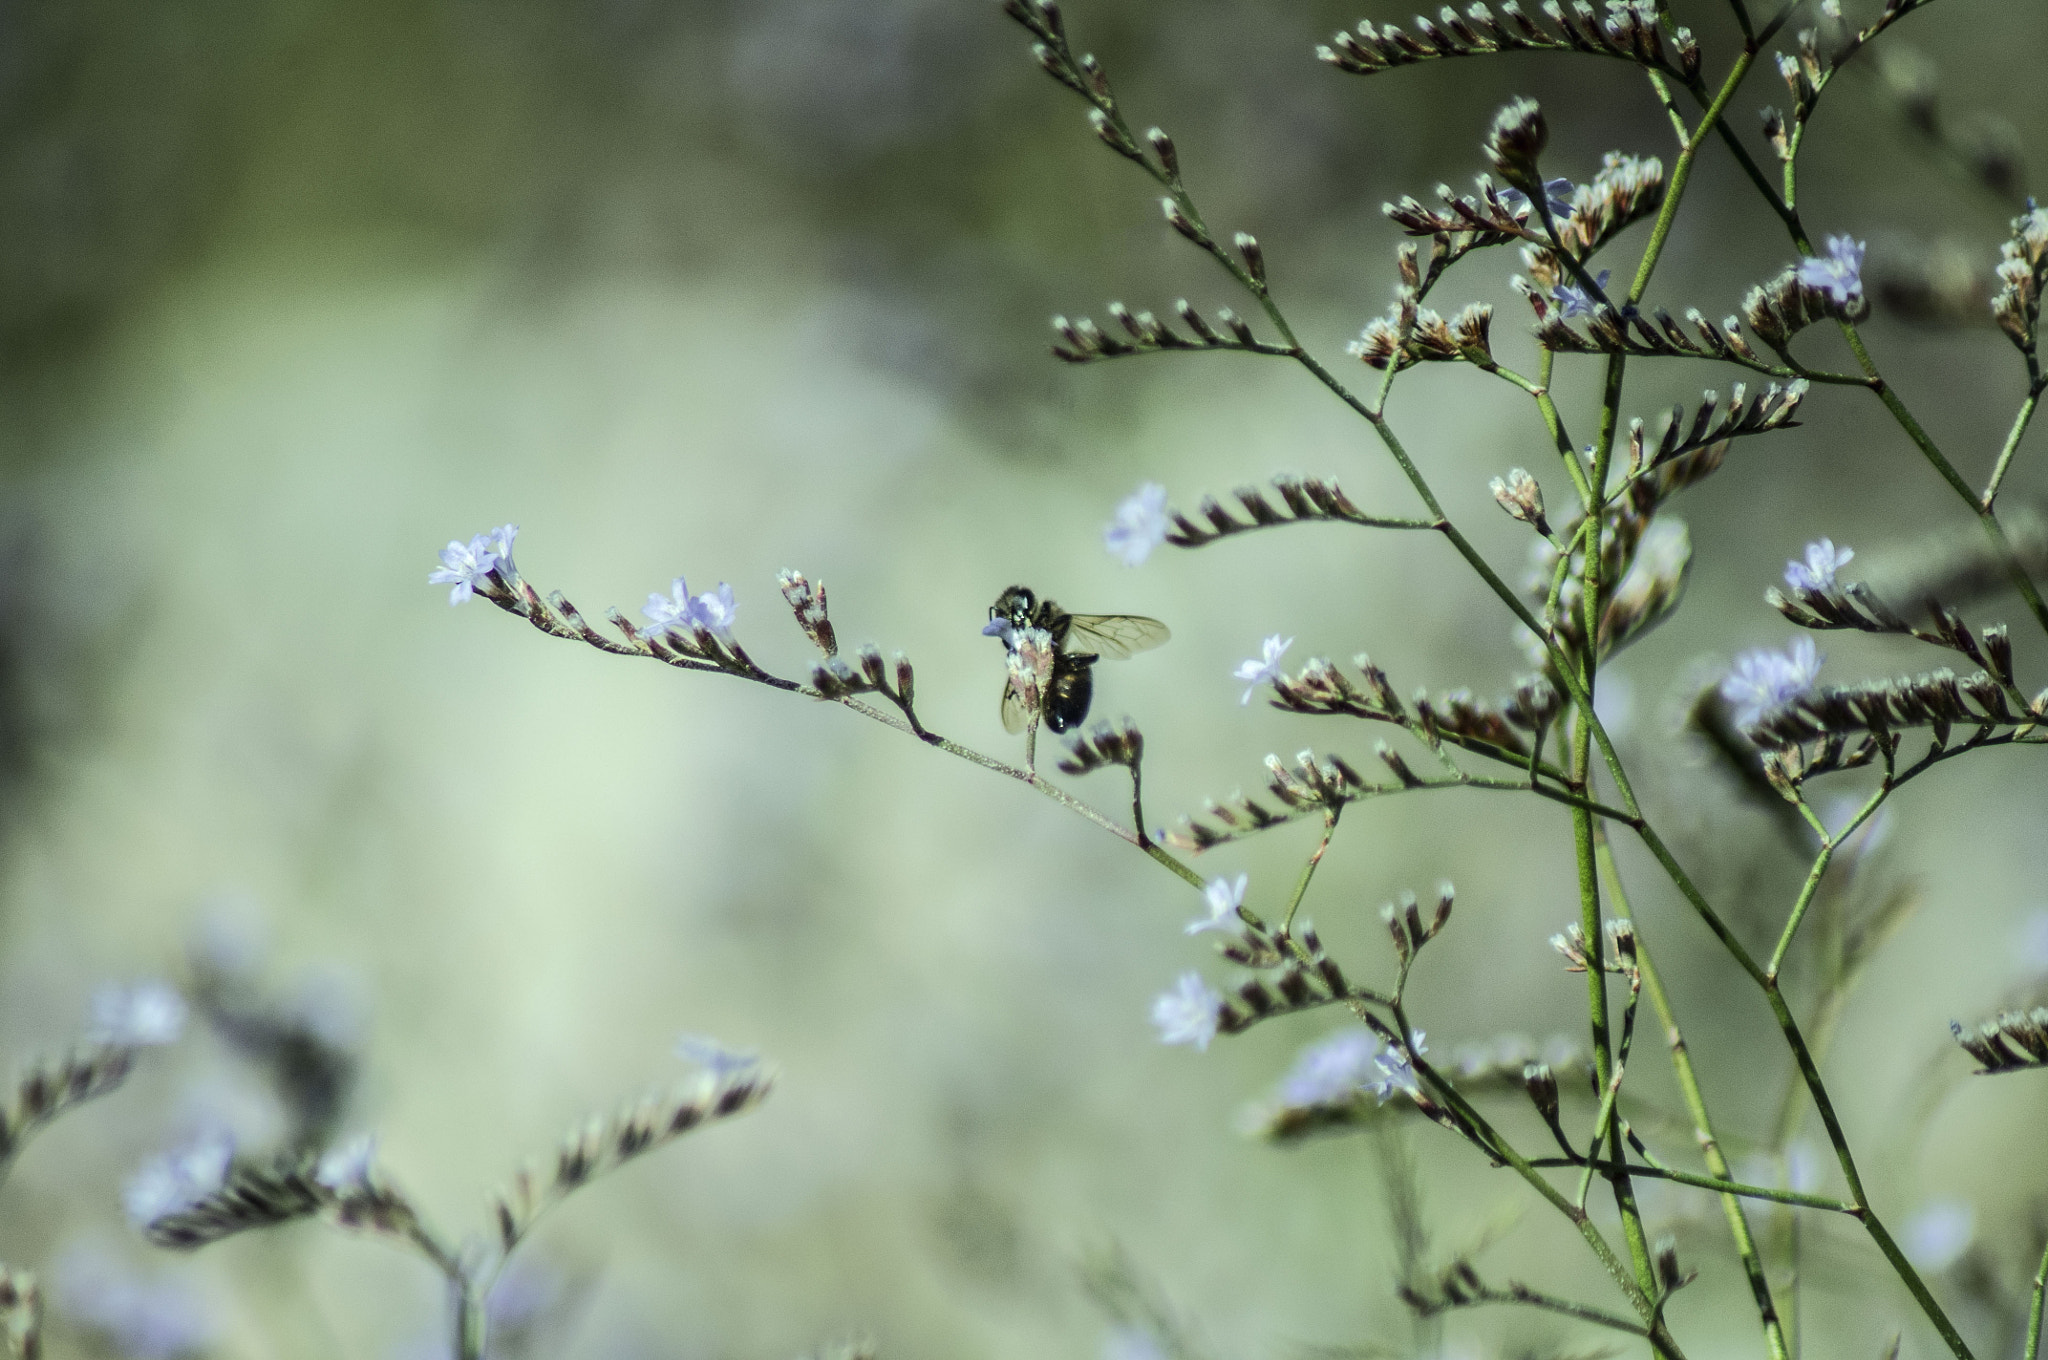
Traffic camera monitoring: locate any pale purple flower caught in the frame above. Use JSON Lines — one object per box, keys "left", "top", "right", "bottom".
{"left": 313, "top": 1134, "right": 377, "bottom": 1193}
{"left": 1104, "top": 482, "right": 1169, "bottom": 566}
{"left": 484, "top": 523, "right": 520, "bottom": 574}
{"left": 675, "top": 1034, "right": 760, "bottom": 1081}
{"left": 1185, "top": 874, "right": 1248, "bottom": 935}
{"left": 1151, "top": 971, "right": 1222, "bottom": 1051}
{"left": 1784, "top": 538, "right": 1854, "bottom": 594}
{"left": 52, "top": 1241, "right": 216, "bottom": 1360}
{"left": 123, "top": 1134, "right": 234, "bottom": 1229}
{"left": 1796, "top": 235, "right": 1866, "bottom": 307}
{"left": 90, "top": 981, "right": 187, "bottom": 1048}
{"left": 1233, "top": 635, "right": 1294, "bottom": 705}
{"left": 1551, "top": 269, "right": 1611, "bottom": 318}
{"left": 1280, "top": 1030, "right": 1382, "bottom": 1107}
{"left": 643, "top": 576, "right": 695, "bottom": 632}
{"left": 1720, "top": 636, "right": 1823, "bottom": 730}
{"left": 1368, "top": 1031, "right": 1427, "bottom": 1103}
{"left": 1498, "top": 177, "right": 1576, "bottom": 222}
{"left": 1902, "top": 1199, "right": 1975, "bottom": 1272}
{"left": 428, "top": 535, "right": 498, "bottom": 606}
{"left": 691, "top": 582, "right": 739, "bottom": 636}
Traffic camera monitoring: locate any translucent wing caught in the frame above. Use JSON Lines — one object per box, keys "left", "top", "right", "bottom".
{"left": 1000, "top": 678, "right": 1031, "bottom": 734}
{"left": 1063, "top": 614, "right": 1171, "bottom": 660}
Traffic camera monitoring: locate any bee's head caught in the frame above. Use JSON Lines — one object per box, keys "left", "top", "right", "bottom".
{"left": 987, "top": 585, "right": 1035, "bottom": 631}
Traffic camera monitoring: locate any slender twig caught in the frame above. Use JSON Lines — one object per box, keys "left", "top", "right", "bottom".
{"left": 1983, "top": 383, "right": 2045, "bottom": 512}
{"left": 1602, "top": 831, "right": 1790, "bottom": 1360}
{"left": 1281, "top": 810, "right": 1339, "bottom": 934}
{"left": 1767, "top": 784, "right": 1886, "bottom": 980}
{"left": 2025, "top": 1230, "right": 2048, "bottom": 1360}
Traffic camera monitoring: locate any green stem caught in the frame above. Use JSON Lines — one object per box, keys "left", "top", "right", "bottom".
{"left": 1610, "top": 836, "right": 1790, "bottom": 1360}
{"left": 1399, "top": 1027, "right": 1662, "bottom": 1328}
{"left": 2025, "top": 1230, "right": 2048, "bottom": 1360}
{"left": 1767, "top": 786, "right": 1885, "bottom": 979}
{"left": 1984, "top": 383, "right": 2044, "bottom": 511}
{"left": 1629, "top": 50, "right": 1757, "bottom": 305}
{"left": 1281, "top": 810, "right": 1339, "bottom": 933}
{"left": 1839, "top": 325, "right": 2048, "bottom": 636}
{"left": 457, "top": 1281, "right": 486, "bottom": 1360}
{"left": 1530, "top": 1157, "right": 1854, "bottom": 1215}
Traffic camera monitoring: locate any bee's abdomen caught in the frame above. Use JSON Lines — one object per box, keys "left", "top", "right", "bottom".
{"left": 1044, "top": 658, "right": 1094, "bottom": 733}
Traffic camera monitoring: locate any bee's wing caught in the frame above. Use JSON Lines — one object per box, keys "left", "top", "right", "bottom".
{"left": 1001, "top": 677, "right": 1031, "bottom": 734}
{"left": 1063, "top": 614, "right": 1171, "bottom": 660}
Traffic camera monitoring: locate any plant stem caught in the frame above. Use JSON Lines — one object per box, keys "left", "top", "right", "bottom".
{"left": 1984, "top": 383, "right": 2044, "bottom": 511}
{"left": 1281, "top": 810, "right": 1339, "bottom": 933}
{"left": 1837, "top": 324, "right": 2048, "bottom": 636}
{"left": 456, "top": 1280, "right": 486, "bottom": 1360}
{"left": 1606, "top": 833, "right": 1790, "bottom": 1360}
{"left": 2026, "top": 1230, "right": 2048, "bottom": 1360}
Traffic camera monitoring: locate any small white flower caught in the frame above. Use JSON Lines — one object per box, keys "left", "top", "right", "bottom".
{"left": 427, "top": 535, "right": 499, "bottom": 606}
{"left": 1151, "top": 971, "right": 1222, "bottom": 1051}
{"left": 1104, "top": 482, "right": 1169, "bottom": 566}
{"left": 123, "top": 1133, "right": 234, "bottom": 1228}
{"left": 1783, "top": 538, "right": 1854, "bottom": 594}
{"left": 1796, "top": 235, "right": 1866, "bottom": 308}
{"left": 691, "top": 582, "right": 739, "bottom": 636}
{"left": 1280, "top": 1030, "right": 1381, "bottom": 1107}
{"left": 643, "top": 576, "right": 694, "bottom": 632}
{"left": 314, "top": 1134, "right": 377, "bottom": 1193}
{"left": 1902, "top": 1199, "right": 1975, "bottom": 1272}
{"left": 1233, "top": 635, "right": 1294, "bottom": 705}
{"left": 1185, "top": 874, "right": 1248, "bottom": 935}
{"left": 1720, "top": 636, "right": 1823, "bottom": 731}
{"left": 90, "top": 981, "right": 187, "bottom": 1048}
{"left": 675, "top": 1034, "right": 760, "bottom": 1081}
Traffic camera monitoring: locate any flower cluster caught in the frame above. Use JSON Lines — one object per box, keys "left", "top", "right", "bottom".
{"left": 1795, "top": 235, "right": 1866, "bottom": 308}
{"left": 1550, "top": 268, "right": 1611, "bottom": 318}
{"left": 1720, "top": 636, "right": 1824, "bottom": 732}
{"left": 642, "top": 577, "right": 739, "bottom": 638}
{"left": 1783, "top": 537, "right": 1854, "bottom": 594}
{"left": 1104, "top": 483, "right": 1169, "bottom": 566}
{"left": 122, "top": 1134, "right": 234, "bottom": 1230}
{"left": 428, "top": 524, "right": 519, "bottom": 605}
{"left": 1150, "top": 972, "right": 1222, "bottom": 1051}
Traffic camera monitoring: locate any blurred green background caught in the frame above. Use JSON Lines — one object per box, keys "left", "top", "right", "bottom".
{"left": 1, "top": 0, "right": 2046, "bottom": 1356}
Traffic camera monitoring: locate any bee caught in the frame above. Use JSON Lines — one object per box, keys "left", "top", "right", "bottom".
{"left": 981, "top": 585, "right": 1170, "bottom": 734}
